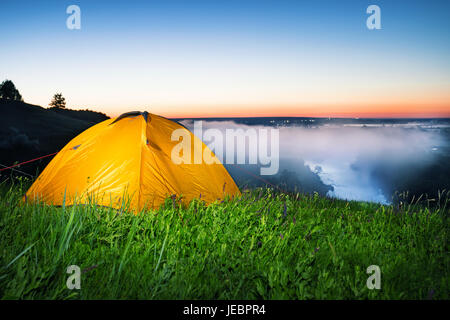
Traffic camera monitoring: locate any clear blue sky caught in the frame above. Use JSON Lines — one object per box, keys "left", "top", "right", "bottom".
{"left": 1, "top": 0, "right": 449, "bottom": 117}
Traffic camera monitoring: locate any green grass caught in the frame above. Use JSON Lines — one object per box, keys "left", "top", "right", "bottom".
{"left": 0, "top": 177, "right": 448, "bottom": 299}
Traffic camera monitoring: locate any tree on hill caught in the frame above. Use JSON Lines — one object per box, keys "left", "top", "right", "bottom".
{"left": 49, "top": 93, "right": 66, "bottom": 109}
{"left": 0, "top": 80, "right": 23, "bottom": 101}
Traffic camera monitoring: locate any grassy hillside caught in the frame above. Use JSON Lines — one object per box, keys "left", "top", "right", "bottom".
{"left": 0, "top": 178, "right": 448, "bottom": 299}
{"left": 0, "top": 100, "right": 109, "bottom": 177}
{"left": 0, "top": 100, "right": 108, "bottom": 144}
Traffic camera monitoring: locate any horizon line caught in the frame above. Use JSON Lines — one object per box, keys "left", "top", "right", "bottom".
{"left": 168, "top": 115, "right": 450, "bottom": 120}
{"left": 4, "top": 99, "right": 449, "bottom": 120}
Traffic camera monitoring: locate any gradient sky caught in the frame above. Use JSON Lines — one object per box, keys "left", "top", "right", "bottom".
{"left": 1, "top": 0, "right": 449, "bottom": 118}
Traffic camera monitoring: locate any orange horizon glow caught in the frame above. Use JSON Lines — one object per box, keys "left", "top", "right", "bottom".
{"left": 104, "top": 103, "right": 450, "bottom": 119}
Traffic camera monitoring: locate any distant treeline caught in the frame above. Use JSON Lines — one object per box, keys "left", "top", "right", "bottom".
{"left": 48, "top": 106, "right": 109, "bottom": 123}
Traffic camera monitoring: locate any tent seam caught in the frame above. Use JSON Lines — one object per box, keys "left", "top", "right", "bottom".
{"left": 137, "top": 117, "right": 146, "bottom": 211}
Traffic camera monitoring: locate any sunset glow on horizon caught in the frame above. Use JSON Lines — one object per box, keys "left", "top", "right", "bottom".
{"left": 105, "top": 102, "right": 450, "bottom": 119}
{"left": 1, "top": 0, "right": 449, "bottom": 119}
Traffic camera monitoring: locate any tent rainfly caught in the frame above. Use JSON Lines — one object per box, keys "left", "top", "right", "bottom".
{"left": 25, "top": 111, "right": 240, "bottom": 211}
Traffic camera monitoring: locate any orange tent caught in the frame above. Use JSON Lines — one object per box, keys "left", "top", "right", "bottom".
{"left": 25, "top": 111, "right": 240, "bottom": 211}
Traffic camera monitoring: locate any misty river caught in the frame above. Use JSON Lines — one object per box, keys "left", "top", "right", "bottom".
{"left": 180, "top": 118, "right": 450, "bottom": 204}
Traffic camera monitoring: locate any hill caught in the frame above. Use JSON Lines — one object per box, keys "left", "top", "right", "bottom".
{"left": 0, "top": 99, "right": 109, "bottom": 177}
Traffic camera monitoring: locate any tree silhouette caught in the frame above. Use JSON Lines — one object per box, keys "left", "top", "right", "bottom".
{"left": 0, "top": 80, "right": 23, "bottom": 101}
{"left": 49, "top": 93, "right": 66, "bottom": 109}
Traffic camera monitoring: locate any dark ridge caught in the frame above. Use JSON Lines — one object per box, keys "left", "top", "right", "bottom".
{"left": 0, "top": 99, "right": 109, "bottom": 178}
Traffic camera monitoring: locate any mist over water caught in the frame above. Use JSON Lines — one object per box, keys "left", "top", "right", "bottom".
{"left": 181, "top": 119, "right": 449, "bottom": 204}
